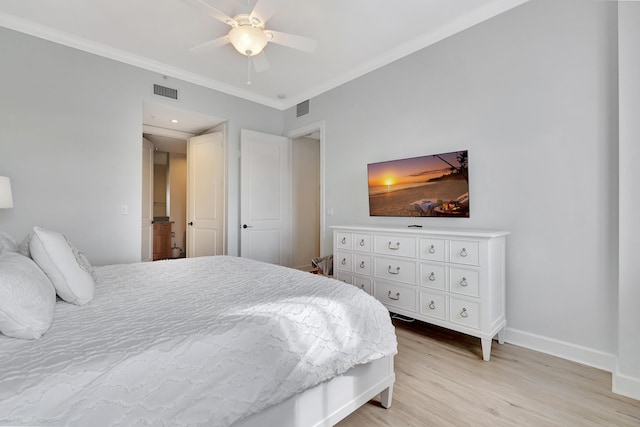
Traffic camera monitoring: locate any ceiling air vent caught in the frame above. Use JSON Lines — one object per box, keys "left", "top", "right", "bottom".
{"left": 153, "top": 84, "right": 178, "bottom": 100}
{"left": 296, "top": 100, "right": 309, "bottom": 117}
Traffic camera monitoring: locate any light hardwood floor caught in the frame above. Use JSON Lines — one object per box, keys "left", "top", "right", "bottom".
{"left": 338, "top": 318, "right": 640, "bottom": 426}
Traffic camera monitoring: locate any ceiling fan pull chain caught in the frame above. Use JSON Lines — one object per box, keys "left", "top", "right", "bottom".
{"left": 247, "top": 56, "right": 252, "bottom": 85}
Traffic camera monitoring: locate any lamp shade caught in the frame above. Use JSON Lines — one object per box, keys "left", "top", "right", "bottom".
{"left": 228, "top": 26, "right": 268, "bottom": 56}
{"left": 0, "top": 176, "right": 14, "bottom": 209}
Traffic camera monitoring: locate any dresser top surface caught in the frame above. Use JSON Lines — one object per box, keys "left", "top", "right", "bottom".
{"left": 331, "top": 225, "right": 510, "bottom": 239}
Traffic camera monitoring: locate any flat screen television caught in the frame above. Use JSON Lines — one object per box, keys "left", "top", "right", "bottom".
{"left": 367, "top": 150, "right": 469, "bottom": 218}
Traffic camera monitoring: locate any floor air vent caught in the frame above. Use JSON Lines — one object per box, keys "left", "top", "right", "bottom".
{"left": 153, "top": 84, "right": 178, "bottom": 100}
{"left": 296, "top": 100, "right": 309, "bottom": 117}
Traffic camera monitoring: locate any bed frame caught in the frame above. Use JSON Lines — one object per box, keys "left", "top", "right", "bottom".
{"left": 236, "top": 355, "right": 395, "bottom": 427}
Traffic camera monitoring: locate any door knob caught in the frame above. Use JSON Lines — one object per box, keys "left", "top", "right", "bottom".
{"left": 188, "top": 222, "right": 193, "bottom": 226}
{"left": 242, "top": 224, "right": 252, "bottom": 229}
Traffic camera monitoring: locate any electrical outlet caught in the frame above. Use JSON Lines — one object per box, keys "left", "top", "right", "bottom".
{"left": 120, "top": 204, "right": 129, "bottom": 215}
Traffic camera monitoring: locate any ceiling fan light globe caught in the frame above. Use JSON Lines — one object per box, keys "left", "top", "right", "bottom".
{"left": 229, "top": 26, "right": 268, "bottom": 56}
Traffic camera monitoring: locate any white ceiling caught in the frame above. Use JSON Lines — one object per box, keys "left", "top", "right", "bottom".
{"left": 0, "top": 0, "right": 527, "bottom": 110}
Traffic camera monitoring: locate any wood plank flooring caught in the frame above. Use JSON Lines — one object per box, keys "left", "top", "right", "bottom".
{"left": 338, "top": 318, "right": 640, "bottom": 426}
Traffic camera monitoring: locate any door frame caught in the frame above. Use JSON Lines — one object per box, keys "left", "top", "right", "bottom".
{"left": 141, "top": 137, "right": 154, "bottom": 262}
{"left": 141, "top": 122, "right": 228, "bottom": 257}
{"left": 286, "top": 121, "right": 326, "bottom": 257}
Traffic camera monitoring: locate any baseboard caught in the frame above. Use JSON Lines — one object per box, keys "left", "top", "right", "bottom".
{"left": 613, "top": 368, "right": 640, "bottom": 400}
{"left": 505, "top": 327, "right": 616, "bottom": 373}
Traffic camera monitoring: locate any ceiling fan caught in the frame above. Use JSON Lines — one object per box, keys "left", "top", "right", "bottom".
{"left": 182, "top": 0, "right": 317, "bottom": 83}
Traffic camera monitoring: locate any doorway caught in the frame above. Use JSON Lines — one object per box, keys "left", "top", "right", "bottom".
{"left": 145, "top": 134, "right": 188, "bottom": 259}
{"left": 141, "top": 102, "right": 226, "bottom": 261}
{"left": 288, "top": 122, "right": 325, "bottom": 270}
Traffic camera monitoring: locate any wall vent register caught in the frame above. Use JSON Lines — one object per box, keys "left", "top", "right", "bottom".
{"left": 153, "top": 84, "right": 178, "bottom": 100}
{"left": 332, "top": 225, "right": 509, "bottom": 361}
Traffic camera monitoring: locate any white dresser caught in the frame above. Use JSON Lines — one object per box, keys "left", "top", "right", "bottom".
{"left": 332, "top": 225, "right": 509, "bottom": 361}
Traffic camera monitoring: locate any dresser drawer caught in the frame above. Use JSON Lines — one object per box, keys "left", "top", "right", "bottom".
{"left": 420, "top": 291, "right": 446, "bottom": 320}
{"left": 420, "top": 263, "right": 446, "bottom": 290}
{"left": 449, "top": 268, "right": 479, "bottom": 297}
{"left": 450, "top": 298, "right": 480, "bottom": 329}
{"left": 374, "top": 256, "right": 416, "bottom": 285}
{"left": 353, "top": 276, "right": 373, "bottom": 295}
{"left": 374, "top": 281, "right": 417, "bottom": 312}
{"left": 336, "top": 232, "right": 353, "bottom": 250}
{"left": 335, "top": 251, "right": 353, "bottom": 272}
{"left": 354, "top": 254, "right": 372, "bottom": 276}
{"left": 353, "top": 234, "right": 372, "bottom": 252}
{"left": 450, "top": 240, "right": 479, "bottom": 266}
{"left": 335, "top": 272, "right": 352, "bottom": 285}
{"left": 374, "top": 235, "right": 417, "bottom": 258}
{"left": 419, "top": 238, "right": 446, "bottom": 262}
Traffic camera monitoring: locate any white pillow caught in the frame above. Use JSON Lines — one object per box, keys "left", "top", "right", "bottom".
{"left": 0, "top": 231, "right": 18, "bottom": 255}
{"left": 0, "top": 252, "right": 56, "bottom": 339}
{"left": 17, "top": 232, "right": 32, "bottom": 257}
{"left": 29, "top": 227, "right": 95, "bottom": 305}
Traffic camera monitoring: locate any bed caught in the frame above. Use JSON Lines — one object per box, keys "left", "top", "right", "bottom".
{"left": 0, "top": 231, "right": 397, "bottom": 427}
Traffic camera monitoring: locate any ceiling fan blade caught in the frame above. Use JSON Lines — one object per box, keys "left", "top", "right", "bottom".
{"left": 189, "top": 35, "right": 230, "bottom": 52}
{"left": 251, "top": 52, "right": 270, "bottom": 73}
{"left": 250, "top": 0, "right": 286, "bottom": 25}
{"left": 265, "top": 31, "right": 317, "bottom": 53}
{"left": 180, "top": 0, "right": 236, "bottom": 26}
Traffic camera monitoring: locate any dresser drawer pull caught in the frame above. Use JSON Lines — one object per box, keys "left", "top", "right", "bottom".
{"left": 388, "top": 266, "right": 400, "bottom": 275}
{"left": 428, "top": 300, "right": 436, "bottom": 310}
{"left": 460, "top": 248, "right": 468, "bottom": 257}
{"left": 428, "top": 245, "right": 436, "bottom": 254}
{"left": 387, "top": 291, "right": 400, "bottom": 301}
{"left": 359, "top": 239, "right": 365, "bottom": 246}
{"left": 360, "top": 261, "right": 365, "bottom": 269}
{"left": 341, "top": 237, "right": 347, "bottom": 244}
{"left": 341, "top": 258, "right": 347, "bottom": 265}
{"left": 388, "top": 241, "right": 400, "bottom": 250}
{"left": 460, "top": 307, "right": 468, "bottom": 318}
{"left": 460, "top": 277, "right": 468, "bottom": 287}
{"left": 428, "top": 272, "right": 436, "bottom": 281}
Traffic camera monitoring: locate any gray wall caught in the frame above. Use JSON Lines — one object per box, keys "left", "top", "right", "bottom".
{"left": 285, "top": 0, "right": 620, "bottom": 367}
{"left": 0, "top": 27, "right": 283, "bottom": 265}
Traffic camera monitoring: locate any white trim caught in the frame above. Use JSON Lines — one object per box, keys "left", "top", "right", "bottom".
{"left": 286, "top": 121, "right": 327, "bottom": 257}
{"left": 613, "top": 367, "right": 640, "bottom": 401}
{"left": 505, "top": 327, "right": 616, "bottom": 373}
{"left": 142, "top": 125, "right": 195, "bottom": 140}
{"left": 0, "top": 11, "right": 284, "bottom": 110}
{"left": 283, "top": 0, "right": 531, "bottom": 108}
{"left": 0, "top": 0, "right": 529, "bottom": 111}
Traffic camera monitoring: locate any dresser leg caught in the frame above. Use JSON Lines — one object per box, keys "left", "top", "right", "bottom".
{"left": 497, "top": 328, "right": 506, "bottom": 345}
{"left": 481, "top": 338, "right": 492, "bottom": 361}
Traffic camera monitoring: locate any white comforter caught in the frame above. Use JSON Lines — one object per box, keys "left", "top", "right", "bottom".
{"left": 0, "top": 256, "right": 397, "bottom": 426}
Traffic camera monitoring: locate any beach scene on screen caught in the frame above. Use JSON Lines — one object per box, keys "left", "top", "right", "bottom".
{"left": 367, "top": 150, "right": 469, "bottom": 217}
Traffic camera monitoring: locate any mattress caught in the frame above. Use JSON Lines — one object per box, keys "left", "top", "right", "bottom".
{"left": 0, "top": 256, "right": 397, "bottom": 426}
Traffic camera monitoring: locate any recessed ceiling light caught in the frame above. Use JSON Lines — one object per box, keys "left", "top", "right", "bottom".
{"left": 171, "top": 119, "right": 179, "bottom": 123}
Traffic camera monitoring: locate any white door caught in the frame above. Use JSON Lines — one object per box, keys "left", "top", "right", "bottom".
{"left": 187, "top": 132, "right": 225, "bottom": 257}
{"left": 240, "top": 129, "right": 291, "bottom": 266}
{"left": 141, "top": 138, "right": 154, "bottom": 262}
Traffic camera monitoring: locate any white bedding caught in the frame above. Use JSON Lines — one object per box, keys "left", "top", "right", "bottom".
{"left": 0, "top": 256, "right": 397, "bottom": 426}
